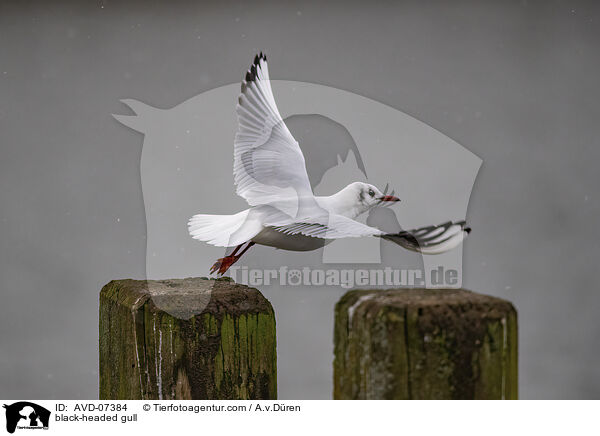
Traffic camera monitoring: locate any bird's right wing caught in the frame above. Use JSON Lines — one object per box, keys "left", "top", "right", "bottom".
{"left": 234, "top": 53, "right": 314, "bottom": 216}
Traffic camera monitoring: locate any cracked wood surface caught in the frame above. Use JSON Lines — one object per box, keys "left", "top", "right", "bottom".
{"left": 334, "top": 289, "right": 518, "bottom": 400}
{"left": 99, "top": 277, "right": 277, "bottom": 400}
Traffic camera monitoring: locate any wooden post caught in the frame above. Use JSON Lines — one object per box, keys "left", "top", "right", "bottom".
{"left": 334, "top": 289, "right": 517, "bottom": 400}
{"left": 99, "top": 277, "right": 277, "bottom": 400}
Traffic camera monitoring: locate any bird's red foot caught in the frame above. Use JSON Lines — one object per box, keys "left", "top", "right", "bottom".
{"left": 209, "top": 255, "right": 239, "bottom": 275}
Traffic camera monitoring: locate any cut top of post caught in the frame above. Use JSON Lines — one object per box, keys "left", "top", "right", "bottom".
{"left": 100, "top": 277, "right": 273, "bottom": 320}
{"left": 341, "top": 288, "right": 515, "bottom": 314}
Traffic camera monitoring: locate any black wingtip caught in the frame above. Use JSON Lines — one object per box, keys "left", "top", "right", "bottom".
{"left": 253, "top": 52, "right": 266, "bottom": 66}
{"left": 243, "top": 52, "right": 267, "bottom": 84}
{"left": 257, "top": 52, "right": 267, "bottom": 64}
{"left": 464, "top": 226, "right": 472, "bottom": 234}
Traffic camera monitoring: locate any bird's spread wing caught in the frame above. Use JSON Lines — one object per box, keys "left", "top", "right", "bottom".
{"left": 271, "top": 215, "right": 470, "bottom": 255}
{"left": 269, "top": 213, "right": 384, "bottom": 239}
{"left": 234, "top": 53, "right": 313, "bottom": 215}
{"left": 381, "top": 221, "right": 471, "bottom": 255}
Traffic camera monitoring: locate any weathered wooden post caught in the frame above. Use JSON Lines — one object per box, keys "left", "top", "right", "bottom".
{"left": 334, "top": 289, "right": 517, "bottom": 399}
{"left": 99, "top": 277, "right": 277, "bottom": 400}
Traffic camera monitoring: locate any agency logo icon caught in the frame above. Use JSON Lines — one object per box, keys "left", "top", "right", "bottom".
{"left": 3, "top": 402, "right": 50, "bottom": 434}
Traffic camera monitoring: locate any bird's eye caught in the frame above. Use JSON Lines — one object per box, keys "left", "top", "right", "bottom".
{"left": 368, "top": 189, "right": 375, "bottom": 197}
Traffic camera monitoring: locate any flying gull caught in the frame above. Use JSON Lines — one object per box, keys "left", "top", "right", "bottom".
{"left": 188, "top": 53, "right": 471, "bottom": 275}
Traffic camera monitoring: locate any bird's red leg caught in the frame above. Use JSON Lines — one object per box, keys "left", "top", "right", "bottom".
{"left": 236, "top": 241, "right": 255, "bottom": 258}
{"left": 229, "top": 244, "right": 243, "bottom": 257}
{"left": 210, "top": 244, "right": 243, "bottom": 275}
{"left": 210, "top": 242, "right": 255, "bottom": 275}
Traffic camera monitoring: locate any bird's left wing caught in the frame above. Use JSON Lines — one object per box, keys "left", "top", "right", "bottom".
{"left": 234, "top": 53, "right": 314, "bottom": 216}
{"left": 381, "top": 221, "right": 471, "bottom": 255}
{"left": 271, "top": 215, "right": 471, "bottom": 255}
{"left": 269, "top": 213, "right": 384, "bottom": 239}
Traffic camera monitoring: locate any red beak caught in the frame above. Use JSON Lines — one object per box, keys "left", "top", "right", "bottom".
{"left": 380, "top": 195, "right": 400, "bottom": 202}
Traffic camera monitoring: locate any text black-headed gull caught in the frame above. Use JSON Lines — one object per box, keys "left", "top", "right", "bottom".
{"left": 188, "top": 53, "right": 471, "bottom": 275}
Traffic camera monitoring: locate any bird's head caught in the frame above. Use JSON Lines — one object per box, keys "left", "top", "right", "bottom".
{"left": 336, "top": 182, "right": 400, "bottom": 216}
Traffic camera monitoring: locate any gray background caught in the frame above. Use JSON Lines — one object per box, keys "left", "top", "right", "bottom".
{"left": 1, "top": 0, "right": 599, "bottom": 399}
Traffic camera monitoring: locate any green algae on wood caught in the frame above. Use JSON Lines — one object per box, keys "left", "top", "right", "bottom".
{"left": 333, "top": 288, "right": 517, "bottom": 400}
{"left": 99, "top": 277, "right": 277, "bottom": 400}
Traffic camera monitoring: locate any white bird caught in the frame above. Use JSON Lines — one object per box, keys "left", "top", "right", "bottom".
{"left": 188, "top": 53, "right": 471, "bottom": 275}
